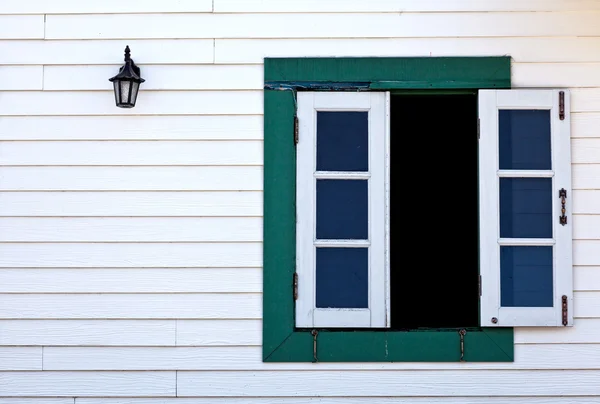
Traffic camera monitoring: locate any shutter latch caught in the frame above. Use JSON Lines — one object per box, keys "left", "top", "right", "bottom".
{"left": 293, "top": 272, "right": 298, "bottom": 300}
{"left": 559, "top": 188, "right": 567, "bottom": 226}
{"left": 459, "top": 329, "right": 467, "bottom": 362}
{"left": 559, "top": 91, "right": 565, "bottom": 120}
{"left": 311, "top": 330, "right": 319, "bottom": 363}
{"left": 562, "top": 295, "right": 568, "bottom": 326}
{"left": 294, "top": 116, "right": 299, "bottom": 145}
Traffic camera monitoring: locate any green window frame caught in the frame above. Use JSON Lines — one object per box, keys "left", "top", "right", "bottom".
{"left": 263, "top": 57, "right": 513, "bottom": 362}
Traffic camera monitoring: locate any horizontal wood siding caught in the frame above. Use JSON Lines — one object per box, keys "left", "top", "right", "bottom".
{"left": 1, "top": 2, "right": 600, "bottom": 403}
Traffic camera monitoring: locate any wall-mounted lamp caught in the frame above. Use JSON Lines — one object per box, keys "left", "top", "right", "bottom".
{"left": 109, "top": 46, "right": 145, "bottom": 108}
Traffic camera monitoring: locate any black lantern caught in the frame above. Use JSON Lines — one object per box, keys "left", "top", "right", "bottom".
{"left": 109, "top": 46, "right": 145, "bottom": 108}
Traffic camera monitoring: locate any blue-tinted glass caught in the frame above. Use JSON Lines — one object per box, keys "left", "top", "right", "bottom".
{"left": 317, "top": 111, "right": 368, "bottom": 172}
{"left": 501, "top": 246, "right": 553, "bottom": 307}
{"left": 499, "top": 110, "right": 551, "bottom": 170}
{"left": 316, "top": 247, "right": 368, "bottom": 308}
{"left": 317, "top": 179, "right": 368, "bottom": 240}
{"left": 500, "top": 178, "right": 552, "bottom": 238}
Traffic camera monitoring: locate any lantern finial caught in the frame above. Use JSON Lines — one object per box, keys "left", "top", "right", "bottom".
{"left": 124, "top": 46, "right": 131, "bottom": 62}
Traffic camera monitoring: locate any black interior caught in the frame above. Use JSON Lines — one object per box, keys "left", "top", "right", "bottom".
{"left": 390, "top": 93, "right": 479, "bottom": 330}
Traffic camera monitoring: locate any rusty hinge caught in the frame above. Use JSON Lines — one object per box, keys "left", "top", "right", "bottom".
{"left": 311, "top": 329, "right": 319, "bottom": 363}
{"left": 293, "top": 272, "right": 298, "bottom": 300}
{"left": 559, "top": 91, "right": 565, "bottom": 120}
{"left": 294, "top": 116, "right": 299, "bottom": 145}
{"left": 562, "top": 295, "right": 568, "bottom": 326}
{"left": 559, "top": 188, "right": 567, "bottom": 226}
{"left": 459, "top": 329, "right": 467, "bottom": 362}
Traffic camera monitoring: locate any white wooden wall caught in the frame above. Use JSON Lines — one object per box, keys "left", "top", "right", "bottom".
{"left": 2, "top": 0, "right": 600, "bottom": 402}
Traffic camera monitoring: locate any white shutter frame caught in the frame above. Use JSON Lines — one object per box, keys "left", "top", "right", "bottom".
{"left": 479, "top": 89, "right": 573, "bottom": 327}
{"left": 295, "top": 92, "right": 390, "bottom": 328}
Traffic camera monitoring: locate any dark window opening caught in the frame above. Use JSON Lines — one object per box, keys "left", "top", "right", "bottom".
{"left": 390, "top": 93, "right": 479, "bottom": 330}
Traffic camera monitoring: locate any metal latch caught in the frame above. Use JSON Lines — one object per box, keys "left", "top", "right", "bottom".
{"left": 459, "top": 329, "right": 467, "bottom": 362}
{"left": 559, "top": 189, "right": 567, "bottom": 226}
{"left": 562, "top": 295, "right": 568, "bottom": 326}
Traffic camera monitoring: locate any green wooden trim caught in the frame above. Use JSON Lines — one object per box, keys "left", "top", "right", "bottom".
{"left": 263, "top": 57, "right": 512, "bottom": 362}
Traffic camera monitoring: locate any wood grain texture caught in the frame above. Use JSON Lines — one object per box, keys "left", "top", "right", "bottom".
{"left": 0, "top": 243, "right": 262, "bottom": 268}
{"left": 0, "top": 320, "right": 176, "bottom": 346}
{"left": 0, "top": 294, "right": 261, "bottom": 319}
{"left": 40, "top": 344, "right": 600, "bottom": 370}
{"left": 44, "top": 65, "right": 263, "bottom": 90}
{"left": 0, "top": 191, "right": 262, "bottom": 216}
{"left": 216, "top": 37, "right": 600, "bottom": 64}
{"left": 0, "top": 371, "right": 175, "bottom": 397}
{"left": 0, "top": 40, "right": 213, "bottom": 65}
{"left": 0, "top": 347, "right": 42, "bottom": 370}
{"left": 0, "top": 15, "right": 44, "bottom": 39}
{"left": 0, "top": 0, "right": 212, "bottom": 14}
{"left": 45, "top": 12, "right": 600, "bottom": 39}
{"left": 0, "top": 91, "right": 262, "bottom": 116}
{"left": 0, "top": 167, "right": 263, "bottom": 191}
{"left": 0, "top": 268, "right": 261, "bottom": 293}
{"left": 177, "top": 370, "right": 600, "bottom": 396}
{"left": 0, "top": 66, "right": 43, "bottom": 90}
{"left": 0, "top": 141, "right": 262, "bottom": 166}
{"left": 176, "top": 320, "right": 261, "bottom": 346}
{"left": 0, "top": 115, "right": 262, "bottom": 140}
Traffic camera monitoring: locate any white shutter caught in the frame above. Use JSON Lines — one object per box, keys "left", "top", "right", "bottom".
{"left": 479, "top": 89, "right": 573, "bottom": 327}
{"left": 295, "top": 92, "right": 390, "bottom": 328}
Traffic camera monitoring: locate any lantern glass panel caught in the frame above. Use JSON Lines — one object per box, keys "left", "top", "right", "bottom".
{"left": 130, "top": 81, "right": 140, "bottom": 107}
{"left": 120, "top": 80, "right": 131, "bottom": 105}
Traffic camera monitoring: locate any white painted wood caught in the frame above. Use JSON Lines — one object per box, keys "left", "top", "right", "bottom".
{"left": 72, "top": 399, "right": 600, "bottom": 404}
{"left": 498, "top": 239, "right": 555, "bottom": 246}
{"left": 177, "top": 370, "right": 600, "bottom": 396}
{"left": 0, "top": 167, "right": 263, "bottom": 191}
{"left": 45, "top": 12, "right": 600, "bottom": 40}
{"left": 573, "top": 165, "right": 600, "bottom": 190}
{"left": 0, "top": 141, "right": 262, "bottom": 166}
{"left": 0, "top": 66, "right": 43, "bottom": 90}
{"left": 44, "top": 65, "right": 263, "bottom": 91}
{"left": 40, "top": 344, "right": 600, "bottom": 370}
{"left": 572, "top": 113, "right": 600, "bottom": 138}
{"left": 513, "top": 63, "right": 600, "bottom": 88}
{"left": 0, "top": 15, "right": 44, "bottom": 39}
{"left": 0, "top": 91, "right": 262, "bottom": 116}
{"left": 0, "top": 347, "right": 42, "bottom": 370}
{"left": 214, "top": 0, "right": 600, "bottom": 12}
{"left": 575, "top": 241, "right": 600, "bottom": 265}
{"left": 0, "top": 0, "right": 212, "bottom": 14}
{"left": 574, "top": 216, "right": 600, "bottom": 239}
{"left": 295, "top": 92, "right": 389, "bottom": 328}
{"left": 575, "top": 267, "right": 600, "bottom": 291}
{"left": 0, "top": 191, "right": 262, "bottom": 216}
{"left": 497, "top": 170, "right": 553, "bottom": 178}
{"left": 0, "top": 294, "right": 261, "bottom": 319}
{"left": 0, "top": 40, "right": 214, "bottom": 65}
{"left": 574, "top": 191, "right": 600, "bottom": 213}
{"left": 216, "top": 37, "right": 600, "bottom": 64}
{"left": 516, "top": 318, "right": 600, "bottom": 343}
{"left": 574, "top": 291, "right": 600, "bottom": 318}
{"left": 176, "top": 320, "right": 261, "bottom": 346}
{"left": 479, "top": 89, "right": 573, "bottom": 327}
{"left": 572, "top": 88, "right": 600, "bottom": 112}
{"left": 0, "top": 115, "right": 263, "bottom": 140}
{"left": 0, "top": 372, "right": 175, "bottom": 397}
{"left": 0, "top": 320, "right": 176, "bottom": 346}
{"left": 0, "top": 243, "right": 262, "bottom": 268}
{"left": 572, "top": 139, "right": 600, "bottom": 163}
{"left": 0, "top": 268, "right": 261, "bottom": 293}
{"left": 0, "top": 400, "right": 72, "bottom": 404}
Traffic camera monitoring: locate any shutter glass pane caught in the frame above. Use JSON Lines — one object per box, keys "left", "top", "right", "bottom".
{"left": 317, "top": 111, "right": 368, "bottom": 172}
{"left": 499, "top": 110, "right": 551, "bottom": 170}
{"left": 316, "top": 179, "right": 368, "bottom": 240}
{"left": 501, "top": 246, "right": 553, "bottom": 307}
{"left": 500, "top": 178, "right": 552, "bottom": 239}
{"left": 316, "top": 247, "right": 368, "bottom": 308}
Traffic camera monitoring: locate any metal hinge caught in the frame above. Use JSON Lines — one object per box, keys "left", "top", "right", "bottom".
{"left": 478, "top": 275, "right": 482, "bottom": 296}
{"left": 477, "top": 118, "right": 480, "bottom": 140}
{"left": 293, "top": 272, "right": 298, "bottom": 300}
{"left": 559, "top": 188, "right": 568, "bottom": 226}
{"left": 562, "top": 295, "right": 568, "bottom": 326}
{"left": 294, "top": 116, "right": 299, "bottom": 145}
{"left": 559, "top": 91, "right": 565, "bottom": 120}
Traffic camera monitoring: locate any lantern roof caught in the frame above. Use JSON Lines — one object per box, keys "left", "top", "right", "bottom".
{"left": 109, "top": 46, "right": 145, "bottom": 83}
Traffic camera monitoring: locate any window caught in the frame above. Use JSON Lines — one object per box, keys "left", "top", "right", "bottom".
{"left": 263, "top": 57, "right": 573, "bottom": 362}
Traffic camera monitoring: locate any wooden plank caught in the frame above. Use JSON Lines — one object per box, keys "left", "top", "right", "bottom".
{"left": 216, "top": 37, "right": 600, "bottom": 64}
{"left": 0, "top": 115, "right": 262, "bottom": 140}
{"left": 0, "top": 15, "right": 44, "bottom": 39}
{"left": 177, "top": 370, "right": 600, "bottom": 396}
{"left": 39, "top": 344, "right": 600, "bottom": 371}
{"left": 0, "top": 0, "right": 212, "bottom": 14}
{"left": 572, "top": 165, "right": 600, "bottom": 190}
{"left": 45, "top": 12, "right": 600, "bottom": 40}
{"left": 214, "top": 0, "right": 600, "bottom": 12}
{"left": 0, "top": 347, "right": 42, "bottom": 370}
{"left": 0, "top": 320, "right": 176, "bottom": 346}
{"left": 513, "top": 63, "right": 600, "bottom": 88}
{"left": 0, "top": 167, "right": 263, "bottom": 191}
{"left": 576, "top": 267, "right": 600, "bottom": 291}
{"left": 0, "top": 243, "right": 262, "bottom": 268}
{"left": 516, "top": 318, "right": 600, "bottom": 343}
{"left": 72, "top": 399, "right": 600, "bottom": 404}
{"left": 0, "top": 371, "right": 175, "bottom": 397}
{"left": 572, "top": 89, "right": 600, "bottom": 112}
{"left": 573, "top": 139, "right": 600, "bottom": 163}
{"left": 574, "top": 215, "right": 600, "bottom": 239}
{"left": 0, "top": 191, "right": 262, "bottom": 216}
{"left": 0, "top": 66, "right": 43, "bottom": 90}
{"left": 572, "top": 113, "right": 600, "bottom": 138}
{"left": 0, "top": 400, "right": 73, "bottom": 404}
{"left": 176, "top": 320, "right": 261, "bottom": 346}
{"left": 0, "top": 40, "right": 213, "bottom": 65}
{"left": 0, "top": 294, "right": 261, "bottom": 319}
{"left": 574, "top": 241, "right": 600, "bottom": 266}
{"left": 573, "top": 190, "right": 600, "bottom": 214}
{"left": 574, "top": 291, "right": 600, "bottom": 318}
{"left": 44, "top": 65, "right": 263, "bottom": 90}
{"left": 0, "top": 268, "right": 261, "bottom": 293}
{"left": 0, "top": 141, "right": 262, "bottom": 166}
{"left": 0, "top": 91, "right": 262, "bottom": 116}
